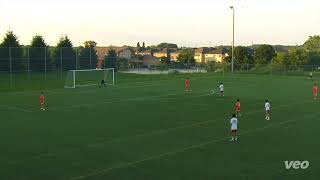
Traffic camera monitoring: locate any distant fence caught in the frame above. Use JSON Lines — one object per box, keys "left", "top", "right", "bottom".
{"left": 121, "top": 68, "right": 207, "bottom": 74}
{"left": 232, "top": 64, "right": 319, "bottom": 76}
{"left": 0, "top": 46, "right": 320, "bottom": 89}
{"left": 0, "top": 47, "right": 98, "bottom": 74}
{"left": 121, "top": 63, "right": 320, "bottom": 77}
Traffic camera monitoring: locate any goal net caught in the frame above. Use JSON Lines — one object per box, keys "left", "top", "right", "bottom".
{"left": 64, "top": 68, "right": 114, "bottom": 88}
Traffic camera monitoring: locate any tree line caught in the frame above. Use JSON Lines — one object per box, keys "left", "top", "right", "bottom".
{"left": 225, "top": 36, "right": 320, "bottom": 66}
{"left": 151, "top": 36, "right": 320, "bottom": 68}
{"left": 0, "top": 31, "right": 97, "bottom": 72}
{"left": 1, "top": 30, "right": 319, "bottom": 72}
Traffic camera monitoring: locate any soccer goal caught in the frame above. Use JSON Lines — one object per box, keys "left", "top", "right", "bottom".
{"left": 64, "top": 68, "right": 114, "bottom": 88}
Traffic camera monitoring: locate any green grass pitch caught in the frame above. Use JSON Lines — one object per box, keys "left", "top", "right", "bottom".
{"left": 0, "top": 73, "right": 319, "bottom": 180}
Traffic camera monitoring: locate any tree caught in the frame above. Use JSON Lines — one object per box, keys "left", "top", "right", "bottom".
{"left": 234, "top": 46, "right": 254, "bottom": 64}
{"left": 288, "top": 48, "right": 308, "bottom": 66}
{"left": 157, "top": 43, "right": 178, "bottom": 49}
{"left": 306, "top": 51, "right": 320, "bottom": 65}
{"left": 28, "top": 35, "right": 50, "bottom": 72}
{"left": 302, "top": 35, "right": 320, "bottom": 66}
{"left": 51, "top": 35, "right": 76, "bottom": 71}
{"left": 303, "top": 35, "right": 320, "bottom": 52}
{"left": 177, "top": 49, "right": 195, "bottom": 66}
{"left": 142, "top": 42, "right": 146, "bottom": 50}
{"left": 0, "top": 31, "right": 23, "bottom": 71}
{"left": 104, "top": 49, "right": 117, "bottom": 70}
{"left": 159, "top": 56, "right": 170, "bottom": 64}
{"left": 137, "top": 42, "right": 141, "bottom": 48}
{"left": 254, "top": 45, "right": 276, "bottom": 64}
{"left": 83, "top": 41, "right": 97, "bottom": 48}
{"left": 274, "top": 52, "right": 290, "bottom": 65}
{"left": 78, "top": 41, "right": 98, "bottom": 69}
{"left": 117, "top": 57, "right": 128, "bottom": 70}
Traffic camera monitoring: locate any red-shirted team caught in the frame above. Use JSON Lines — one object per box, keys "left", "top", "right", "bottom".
{"left": 40, "top": 91, "right": 45, "bottom": 111}
{"left": 38, "top": 77, "right": 319, "bottom": 141}
{"left": 182, "top": 77, "right": 318, "bottom": 142}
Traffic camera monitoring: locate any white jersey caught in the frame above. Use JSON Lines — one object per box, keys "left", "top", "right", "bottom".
{"left": 265, "top": 102, "right": 271, "bottom": 111}
{"left": 230, "top": 117, "right": 238, "bottom": 130}
{"left": 219, "top": 84, "right": 224, "bottom": 92}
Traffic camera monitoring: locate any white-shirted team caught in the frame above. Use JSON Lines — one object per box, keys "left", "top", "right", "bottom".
{"left": 215, "top": 82, "right": 272, "bottom": 142}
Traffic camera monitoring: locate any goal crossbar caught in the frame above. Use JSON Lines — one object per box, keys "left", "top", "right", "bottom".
{"left": 64, "top": 68, "right": 114, "bottom": 88}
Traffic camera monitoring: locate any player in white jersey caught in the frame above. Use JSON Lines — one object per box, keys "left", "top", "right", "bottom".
{"left": 265, "top": 100, "right": 271, "bottom": 120}
{"left": 219, "top": 82, "right": 224, "bottom": 97}
{"left": 230, "top": 114, "right": 238, "bottom": 141}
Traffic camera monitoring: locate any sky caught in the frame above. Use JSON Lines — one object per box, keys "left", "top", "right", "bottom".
{"left": 0, "top": 0, "right": 319, "bottom": 47}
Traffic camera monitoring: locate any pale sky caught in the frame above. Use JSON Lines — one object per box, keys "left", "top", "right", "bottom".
{"left": 0, "top": 0, "right": 319, "bottom": 47}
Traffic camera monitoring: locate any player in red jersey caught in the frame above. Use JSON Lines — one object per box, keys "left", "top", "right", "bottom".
{"left": 235, "top": 98, "right": 241, "bottom": 117}
{"left": 313, "top": 84, "right": 318, "bottom": 100}
{"left": 185, "top": 78, "right": 190, "bottom": 93}
{"left": 40, "top": 92, "right": 45, "bottom": 111}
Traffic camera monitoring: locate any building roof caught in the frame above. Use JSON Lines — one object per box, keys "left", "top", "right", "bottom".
{"left": 129, "top": 59, "right": 144, "bottom": 64}
{"left": 170, "top": 50, "right": 182, "bottom": 54}
{"left": 154, "top": 48, "right": 175, "bottom": 54}
{"left": 142, "top": 55, "right": 160, "bottom": 65}
{"left": 206, "top": 48, "right": 228, "bottom": 54}
{"left": 96, "top": 46, "right": 134, "bottom": 54}
{"left": 194, "top": 47, "right": 213, "bottom": 54}
{"left": 139, "top": 49, "right": 154, "bottom": 54}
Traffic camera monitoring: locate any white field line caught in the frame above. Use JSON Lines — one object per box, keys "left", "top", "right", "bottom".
{"left": 2, "top": 75, "right": 217, "bottom": 96}
{"left": 6, "top": 98, "right": 310, "bottom": 165}
{"left": 0, "top": 77, "right": 260, "bottom": 112}
{"left": 68, "top": 111, "right": 319, "bottom": 180}
{"left": 6, "top": 95, "right": 223, "bottom": 165}
{"left": 0, "top": 104, "right": 32, "bottom": 112}
{"left": 3, "top": 74, "right": 256, "bottom": 97}
{"left": 0, "top": 87, "right": 229, "bottom": 113}
{"left": 18, "top": 81, "right": 257, "bottom": 112}
{"left": 0, "top": 90, "right": 211, "bottom": 113}
{"left": 48, "top": 90, "right": 211, "bottom": 111}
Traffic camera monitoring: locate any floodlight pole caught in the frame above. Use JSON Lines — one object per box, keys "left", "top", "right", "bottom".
{"left": 230, "top": 6, "right": 235, "bottom": 73}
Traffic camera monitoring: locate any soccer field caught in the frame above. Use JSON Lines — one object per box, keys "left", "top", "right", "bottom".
{"left": 0, "top": 73, "right": 319, "bottom": 180}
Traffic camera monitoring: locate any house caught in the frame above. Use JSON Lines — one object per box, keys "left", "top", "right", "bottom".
{"left": 96, "top": 46, "right": 135, "bottom": 68}
{"left": 194, "top": 47, "right": 228, "bottom": 63}
{"left": 170, "top": 50, "right": 182, "bottom": 61}
{"left": 128, "top": 59, "right": 144, "bottom": 68}
{"left": 153, "top": 48, "right": 175, "bottom": 59}
{"left": 137, "top": 49, "right": 156, "bottom": 56}
{"left": 194, "top": 47, "right": 212, "bottom": 63}
{"left": 204, "top": 48, "right": 229, "bottom": 63}
{"left": 142, "top": 55, "right": 161, "bottom": 68}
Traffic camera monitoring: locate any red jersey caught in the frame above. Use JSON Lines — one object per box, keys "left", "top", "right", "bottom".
{"left": 185, "top": 79, "right": 190, "bottom": 86}
{"left": 313, "top": 86, "right": 318, "bottom": 94}
{"left": 40, "top": 95, "right": 45, "bottom": 103}
{"left": 235, "top": 102, "right": 241, "bottom": 111}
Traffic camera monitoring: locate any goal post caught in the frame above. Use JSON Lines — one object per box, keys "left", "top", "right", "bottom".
{"left": 64, "top": 68, "right": 115, "bottom": 88}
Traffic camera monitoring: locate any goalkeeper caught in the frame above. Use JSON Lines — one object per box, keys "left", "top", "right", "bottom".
{"left": 100, "top": 79, "right": 106, "bottom": 88}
